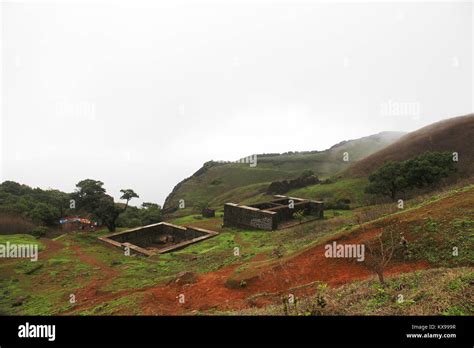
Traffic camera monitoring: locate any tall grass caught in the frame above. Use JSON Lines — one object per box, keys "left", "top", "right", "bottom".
{"left": 0, "top": 213, "right": 35, "bottom": 235}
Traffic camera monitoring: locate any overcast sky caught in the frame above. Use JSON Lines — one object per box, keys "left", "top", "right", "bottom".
{"left": 1, "top": 0, "right": 472, "bottom": 205}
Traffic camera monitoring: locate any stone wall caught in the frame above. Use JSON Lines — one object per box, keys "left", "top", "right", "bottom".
{"left": 307, "top": 201, "right": 324, "bottom": 219}
{"left": 223, "top": 203, "right": 277, "bottom": 230}
{"left": 106, "top": 222, "right": 193, "bottom": 248}
{"left": 98, "top": 222, "right": 218, "bottom": 256}
{"left": 223, "top": 196, "right": 324, "bottom": 231}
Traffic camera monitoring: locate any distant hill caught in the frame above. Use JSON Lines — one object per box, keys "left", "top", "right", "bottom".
{"left": 163, "top": 131, "right": 405, "bottom": 214}
{"left": 347, "top": 114, "right": 474, "bottom": 178}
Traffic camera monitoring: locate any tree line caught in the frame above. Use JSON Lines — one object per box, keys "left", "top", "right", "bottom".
{"left": 0, "top": 179, "right": 162, "bottom": 233}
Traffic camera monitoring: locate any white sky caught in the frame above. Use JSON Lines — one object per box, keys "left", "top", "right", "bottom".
{"left": 1, "top": 0, "right": 472, "bottom": 205}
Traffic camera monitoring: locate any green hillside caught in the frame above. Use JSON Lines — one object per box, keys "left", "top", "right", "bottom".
{"left": 163, "top": 131, "right": 404, "bottom": 215}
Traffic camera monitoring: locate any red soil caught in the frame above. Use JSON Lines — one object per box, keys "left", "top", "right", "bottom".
{"left": 139, "top": 227, "right": 429, "bottom": 315}
{"left": 60, "top": 188, "right": 473, "bottom": 315}
{"left": 58, "top": 245, "right": 121, "bottom": 315}
{"left": 39, "top": 238, "right": 63, "bottom": 258}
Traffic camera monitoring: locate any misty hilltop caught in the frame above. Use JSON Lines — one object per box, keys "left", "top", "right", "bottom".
{"left": 163, "top": 131, "right": 405, "bottom": 215}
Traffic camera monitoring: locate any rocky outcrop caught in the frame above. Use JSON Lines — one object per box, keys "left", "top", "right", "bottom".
{"left": 267, "top": 172, "right": 320, "bottom": 195}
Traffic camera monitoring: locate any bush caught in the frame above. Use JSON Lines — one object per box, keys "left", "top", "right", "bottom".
{"left": 325, "top": 198, "right": 351, "bottom": 210}
{"left": 31, "top": 226, "right": 48, "bottom": 239}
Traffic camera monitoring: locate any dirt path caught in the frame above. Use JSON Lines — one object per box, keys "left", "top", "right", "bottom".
{"left": 58, "top": 245, "right": 121, "bottom": 315}
{"left": 38, "top": 238, "right": 64, "bottom": 259}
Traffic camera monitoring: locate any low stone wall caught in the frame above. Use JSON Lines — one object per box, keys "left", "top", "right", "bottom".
{"left": 98, "top": 222, "right": 219, "bottom": 256}
{"left": 223, "top": 196, "right": 324, "bottom": 231}
{"left": 307, "top": 201, "right": 324, "bottom": 219}
{"left": 223, "top": 203, "right": 277, "bottom": 231}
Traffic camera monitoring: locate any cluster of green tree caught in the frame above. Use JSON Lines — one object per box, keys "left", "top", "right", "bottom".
{"left": 365, "top": 152, "right": 457, "bottom": 200}
{"left": 70, "top": 179, "right": 163, "bottom": 232}
{"left": 0, "top": 181, "right": 70, "bottom": 227}
{"left": 116, "top": 202, "right": 162, "bottom": 228}
{"left": 0, "top": 179, "right": 162, "bottom": 232}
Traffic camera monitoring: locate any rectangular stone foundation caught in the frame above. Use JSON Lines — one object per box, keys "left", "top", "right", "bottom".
{"left": 98, "top": 222, "right": 219, "bottom": 256}
{"left": 223, "top": 195, "right": 323, "bottom": 231}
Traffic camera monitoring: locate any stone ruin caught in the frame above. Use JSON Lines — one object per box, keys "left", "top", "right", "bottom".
{"left": 223, "top": 195, "right": 324, "bottom": 231}
{"left": 98, "top": 222, "right": 219, "bottom": 256}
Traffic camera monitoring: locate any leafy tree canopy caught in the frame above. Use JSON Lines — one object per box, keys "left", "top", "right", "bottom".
{"left": 365, "top": 152, "right": 456, "bottom": 200}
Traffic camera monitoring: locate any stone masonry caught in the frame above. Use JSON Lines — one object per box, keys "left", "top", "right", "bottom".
{"left": 223, "top": 195, "right": 323, "bottom": 231}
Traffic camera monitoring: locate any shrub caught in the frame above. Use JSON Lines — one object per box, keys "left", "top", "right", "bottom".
{"left": 31, "top": 226, "right": 48, "bottom": 239}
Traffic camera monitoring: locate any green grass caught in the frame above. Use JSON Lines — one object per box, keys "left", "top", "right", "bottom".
{"left": 0, "top": 245, "right": 96, "bottom": 315}
{"left": 164, "top": 133, "right": 403, "bottom": 215}
{"left": 170, "top": 214, "right": 213, "bottom": 225}
{"left": 0, "top": 183, "right": 471, "bottom": 316}
{"left": 289, "top": 178, "right": 370, "bottom": 207}
{"left": 0, "top": 234, "right": 45, "bottom": 251}
{"left": 78, "top": 292, "right": 145, "bottom": 315}
{"left": 232, "top": 267, "right": 474, "bottom": 316}
{"left": 409, "top": 217, "right": 474, "bottom": 267}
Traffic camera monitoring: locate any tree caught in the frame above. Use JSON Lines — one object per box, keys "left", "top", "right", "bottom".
{"left": 28, "top": 202, "right": 60, "bottom": 226}
{"left": 95, "top": 195, "right": 122, "bottom": 232}
{"left": 365, "top": 152, "right": 457, "bottom": 201}
{"left": 141, "top": 202, "right": 160, "bottom": 210}
{"left": 0, "top": 181, "right": 65, "bottom": 227}
{"left": 73, "top": 180, "right": 139, "bottom": 232}
{"left": 365, "top": 161, "right": 407, "bottom": 201}
{"left": 403, "top": 152, "right": 456, "bottom": 188}
{"left": 72, "top": 179, "right": 106, "bottom": 212}
{"left": 44, "top": 189, "right": 71, "bottom": 217}
{"left": 0, "top": 181, "right": 29, "bottom": 196}
{"left": 364, "top": 228, "right": 399, "bottom": 285}
{"left": 117, "top": 202, "right": 162, "bottom": 228}
{"left": 139, "top": 202, "right": 162, "bottom": 225}
{"left": 119, "top": 189, "right": 139, "bottom": 209}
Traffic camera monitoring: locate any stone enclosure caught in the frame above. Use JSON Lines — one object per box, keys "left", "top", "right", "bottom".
{"left": 223, "top": 195, "right": 324, "bottom": 231}
{"left": 98, "top": 222, "right": 219, "bottom": 256}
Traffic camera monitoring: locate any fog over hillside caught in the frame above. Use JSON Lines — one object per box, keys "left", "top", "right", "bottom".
{"left": 1, "top": 1, "right": 472, "bottom": 205}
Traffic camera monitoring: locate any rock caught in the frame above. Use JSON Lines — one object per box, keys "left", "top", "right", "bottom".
{"left": 202, "top": 208, "right": 215, "bottom": 218}
{"left": 12, "top": 296, "right": 27, "bottom": 307}
{"left": 174, "top": 271, "right": 197, "bottom": 285}
{"left": 224, "top": 278, "right": 247, "bottom": 289}
{"left": 224, "top": 279, "right": 241, "bottom": 289}
{"left": 267, "top": 180, "right": 290, "bottom": 195}
{"left": 158, "top": 234, "right": 174, "bottom": 244}
{"left": 267, "top": 173, "right": 320, "bottom": 195}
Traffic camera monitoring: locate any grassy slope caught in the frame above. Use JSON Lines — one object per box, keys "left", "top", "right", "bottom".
{"left": 288, "top": 177, "right": 370, "bottom": 207}
{"left": 347, "top": 114, "right": 474, "bottom": 178}
{"left": 243, "top": 114, "right": 474, "bottom": 211}
{"left": 163, "top": 132, "right": 404, "bottom": 215}
{"left": 236, "top": 267, "right": 473, "bottom": 315}
{"left": 0, "top": 184, "right": 471, "bottom": 315}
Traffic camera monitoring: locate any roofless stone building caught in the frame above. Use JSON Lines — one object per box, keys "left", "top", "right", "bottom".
{"left": 223, "top": 195, "right": 324, "bottom": 231}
